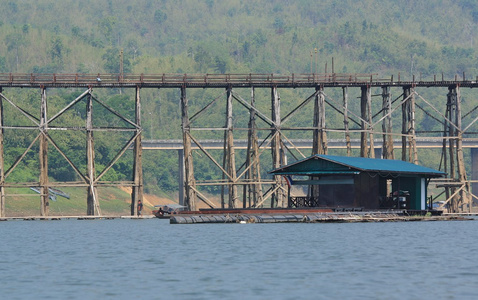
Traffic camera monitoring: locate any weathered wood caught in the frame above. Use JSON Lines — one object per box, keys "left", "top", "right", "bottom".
{"left": 131, "top": 86, "right": 144, "bottom": 216}
{"left": 271, "top": 86, "right": 283, "bottom": 207}
{"left": 343, "top": 87, "right": 352, "bottom": 156}
{"left": 178, "top": 149, "right": 185, "bottom": 206}
{"left": 226, "top": 87, "right": 238, "bottom": 208}
{"left": 409, "top": 89, "right": 418, "bottom": 164}
{"left": 442, "top": 92, "right": 450, "bottom": 208}
{"left": 360, "top": 86, "right": 369, "bottom": 157}
{"left": 281, "top": 90, "right": 318, "bottom": 125}
{"left": 181, "top": 86, "right": 196, "bottom": 211}
{"left": 86, "top": 92, "right": 99, "bottom": 216}
{"left": 48, "top": 89, "right": 91, "bottom": 124}
{"left": 39, "top": 87, "right": 49, "bottom": 216}
{"left": 402, "top": 87, "right": 410, "bottom": 161}
{"left": 454, "top": 86, "right": 471, "bottom": 212}
{"left": 0, "top": 88, "right": 4, "bottom": 218}
{"left": 244, "top": 87, "right": 263, "bottom": 208}
{"left": 313, "top": 86, "right": 327, "bottom": 155}
{"left": 381, "top": 86, "right": 394, "bottom": 159}
{"left": 366, "top": 86, "right": 374, "bottom": 158}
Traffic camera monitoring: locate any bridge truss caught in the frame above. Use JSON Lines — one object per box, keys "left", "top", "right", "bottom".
{"left": 0, "top": 73, "right": 477, "bottom": 216}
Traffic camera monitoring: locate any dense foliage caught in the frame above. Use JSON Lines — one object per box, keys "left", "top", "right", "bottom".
{"left": 1, "top": 0, "right": 477, "bottom": 196}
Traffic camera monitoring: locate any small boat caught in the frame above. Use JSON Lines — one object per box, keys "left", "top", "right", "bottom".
{"left": 152, "top": 204, "right": 186, "bottom": 219}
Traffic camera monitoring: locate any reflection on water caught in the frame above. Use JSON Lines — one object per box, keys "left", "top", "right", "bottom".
{"left": 1, "top": 219, "right": 478, "bottom": 299}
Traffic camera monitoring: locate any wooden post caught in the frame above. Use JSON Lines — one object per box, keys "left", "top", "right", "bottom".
{"left": 454, "top": 86, "right": 470, "bottom": 212}
{"left": 442, "top": 90, "right": 451, "bottom": 209}
{"left": 271, "top": 86, "right": 282, "bottom": 207}
{"left": 447, "top": 88, "right": 456, "bottom": 180}
{"left": 367, "top": 85, "right": 374, "bottom": 158}
{"left": 131, "top": 86, "right": 144, "bottom": 216}
{"left": 226, "top": 86, "right": 238, "bottom": 208}
{"left": 39, "top": 87, "right": 49, "bottom": 216}
{"left": 0, "top": 88, "right": 5, "bottom": 218}
{"left": 382, "top": 86, "right": 394, "bottom": 159}
{"left": 343, "top": 87, "right": 351, "bottom": 156}
{"left": 447, "top": 87, "right": 457, "bottom": 212}
{"left": 402, "top": 87, "right": 410, "bottom": 161}
{"left": 472, "top": 148, "right": 478, "bottom": 203}
{"left": 86, "top": 92, "right": 99, "bottom": 215}
{"left": 360, "top": 86, "right": 369, "bottom": 157}
{"left": 178, "top": 149, "right": 184, "bottom": 207}
{"left": 409, "top": 89, "right": 418, "bottom": 164}
{"left": 245, "top": 87, "right": 263, "bottom": 208}
{"left": 181, "top": 86, "right": 196, "bottom": 211}
{"left": 313, "top": 86, "right": 327, "bottom": 155}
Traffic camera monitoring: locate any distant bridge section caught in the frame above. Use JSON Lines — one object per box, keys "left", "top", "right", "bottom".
{"left": 142, "top": 138, "right": 478, "bottom": 150}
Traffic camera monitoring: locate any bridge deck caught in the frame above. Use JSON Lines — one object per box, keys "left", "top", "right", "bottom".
{"left": 0, "top": 73, "right": 476, "bottom": 88}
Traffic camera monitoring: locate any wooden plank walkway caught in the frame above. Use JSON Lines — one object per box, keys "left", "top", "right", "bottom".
{"left": 0, "top": 215, "right": 155, "bottom": 221}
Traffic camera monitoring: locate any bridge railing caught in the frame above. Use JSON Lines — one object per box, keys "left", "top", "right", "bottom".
{"left": 0, "top": 72, "right": 385, "bottom": 86}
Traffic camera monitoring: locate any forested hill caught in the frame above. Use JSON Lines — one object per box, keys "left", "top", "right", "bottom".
{"left": 0, "top": 0, "right": 477, "bottom": 78}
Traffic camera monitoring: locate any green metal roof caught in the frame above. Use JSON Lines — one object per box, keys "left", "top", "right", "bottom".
{"left": 270, "top": 154, "right": 446, "bottom": 177}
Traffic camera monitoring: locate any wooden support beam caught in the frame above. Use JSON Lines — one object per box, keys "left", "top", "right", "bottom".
{"left": 343, "top": 87, "right": 351, "bottom": 156}
{"left": 409, "top": 90, "right": 418, "bottom": 164}
{"left": 86, "top": 92, "right": 99, "bottom": 216}
{"left": 244, "top": 87, "right": 263, "bottom": 208}
{"left": 131, "top": 86, "right": 144, "bottom": 216}
{"left": 0, "top": 87, "right": 4, "bottom": 218}
{"left": 39, "top": 87, "right": 49, "bottom": 216}
{"left": 402, "top": 87, "right": 410, "bottom": 161}
{"left": 181, "top": 86, "right": 196, "bottom": 211}
{"left": 178, "top": 149, "right": 185, "bottom": 207}
{"left": 367, "top": 85, "right": 374, "bottom": 158}
{"left": 360, "top": 86, "right": 369, "bottom": 157}
{"left": 226, "top": 86, "right": 238, "bottom": 208}
{"left": 382, "top": 86, "right": 394, "bottom": 159}
{"left": 271, "top": 86, "right": 283, "bottom": 207}
{"left": 313, "top": 86, "right": 327, "bottom": 155}
{"left": 454, "top": 86, "right": 471, "bottom": 212}
{"left": 442, "top": 90, "right": 450, "bottom": 206}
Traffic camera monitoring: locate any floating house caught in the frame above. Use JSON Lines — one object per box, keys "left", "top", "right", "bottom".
{"left": 270, "top": 155, "right": 446, "bottom": 211}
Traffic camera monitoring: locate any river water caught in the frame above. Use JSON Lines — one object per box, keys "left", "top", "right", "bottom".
{"left": 1, "top": 218, "right": 477, "bottom": 299}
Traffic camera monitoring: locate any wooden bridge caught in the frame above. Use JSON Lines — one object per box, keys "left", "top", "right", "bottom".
{"left": 0, "top": 72, "right": 477, "bottom": 217}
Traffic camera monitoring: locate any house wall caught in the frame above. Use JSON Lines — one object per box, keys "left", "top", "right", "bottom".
{"left": 392, "top": 177, "right": 423, "bottom": 210}
{"left": 318, "top": 182, "right": 355, "bottom": 207}
{"left": 354, "top": 173, "right": 381, "bottom": 209}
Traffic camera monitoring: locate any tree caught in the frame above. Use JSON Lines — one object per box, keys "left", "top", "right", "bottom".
{"left": 102, "top": 48, "right": 132, "bottom": 73}
{"left": 154, "top": 9, "right": 167, "bottom": 24}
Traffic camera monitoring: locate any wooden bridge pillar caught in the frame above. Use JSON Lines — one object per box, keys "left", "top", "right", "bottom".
{"left": 181, "top": 86, "right": 196, "bottom": 210}
{"left": 244, "top": 87, "right": 263, "bottom": 208}
{"left": 313, "top": 86, "right": 327, "bottom": 155}
{"left": 342, "top": 87, "right": 351, "bottom": 156}
{"left": 381, "top": 86, "right": 394, "bottom": 159}
{"left": 39, "top": 87, "right": 49, "bottom": 216}
{"left": 452, "top": 86, "right": 470, "bottom": 212}
{"left": 360, "top": 86, "right": 373, "bottom": 157}
{"left": 472, "top": 148, "right": 478, "bottom": 203}
{"left": 271, "top": 86, "right": 284, "bottom": 207}
{"left": 86, "top": 92, "right": 99, "bottom": 215}
{"left": 401, "top": 87, "right": 417, "bottom": 163}
{"left": 225, "top": 86, "right": 238, "bottom": 208}
{"left": 131, "top": 86, "right": 144, "bottom": 216}
{"left": 0, "top": 88, "right": 4, "bottom": 218}
{"left": 178, "top": 149, "right": 185, "bottom": 207}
